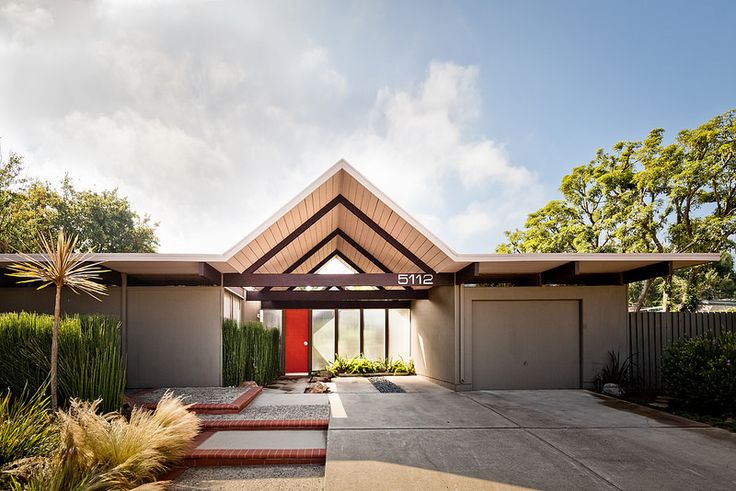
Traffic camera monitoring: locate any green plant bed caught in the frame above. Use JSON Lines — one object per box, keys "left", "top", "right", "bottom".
{"left": 337, "top": 372, "right": 412, "bottom": 377}
{"left": 326, "top": 354, "right": 416, "bottom": 376}
{"left": 0, "top": 312, "right": 126, "bottom": 412}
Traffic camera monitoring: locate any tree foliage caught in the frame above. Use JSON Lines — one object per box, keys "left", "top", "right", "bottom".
{"left": 498, "top": 109, "right": 736, "bottom": 310}
{"left": 0, "top": 153, "right": 158, "bottom": 253}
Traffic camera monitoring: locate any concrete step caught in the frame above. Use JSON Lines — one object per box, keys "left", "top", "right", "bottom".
{"left": 184, "top": 429, "right": 327, "bottom": 466}
{"left": 138, "top": 386, "right": 263, "bottom": 414}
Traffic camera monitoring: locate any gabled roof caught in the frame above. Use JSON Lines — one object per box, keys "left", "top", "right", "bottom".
{"left": 220, "top": 160, "right": 460, "bottom": 274}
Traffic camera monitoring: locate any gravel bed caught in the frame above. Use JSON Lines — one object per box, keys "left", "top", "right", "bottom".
{"left": 171, "top": 464, "right": 324, "bottom": 490}
{"left": 368, "top": 377, "right": 405, "bottom": 393}
{"left": 198, "top": 404, "right": 330, "bottom": 421}
{"left": 129, "top": 387, "right": 247, "bottom": 405}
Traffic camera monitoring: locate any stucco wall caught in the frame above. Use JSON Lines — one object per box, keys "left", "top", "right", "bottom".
{"left": 410, "top": 286, "right": 457, "bottom": 386}
{"left": 126, "top": 286, "right": 221, "bottom": 388}
{"left": 461, "top": 285, "right": 627, "bottom": 389}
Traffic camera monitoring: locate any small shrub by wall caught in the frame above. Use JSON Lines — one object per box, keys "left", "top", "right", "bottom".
{"left": 222, "top": 320, "right": 280, "bottom": 387}
{"left": 0, "top": 312, "right": 126, "bottom": 412}
{"left": 662, "top": 332, "right": 736, "bottom": 415}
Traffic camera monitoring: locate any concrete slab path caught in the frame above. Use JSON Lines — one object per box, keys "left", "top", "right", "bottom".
{"left": 197, "top": 430, "right": 326, "bottom": 450}
{"left": 326, "top": 388, "right": 736, "bottom": 490}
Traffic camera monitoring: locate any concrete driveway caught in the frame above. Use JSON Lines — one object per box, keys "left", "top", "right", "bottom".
{"left": 325, "top": 383, "right": 736, "bottom": 490}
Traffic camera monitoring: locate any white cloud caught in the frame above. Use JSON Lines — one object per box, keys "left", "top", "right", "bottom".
{"left": 0, "top": 2, "right": 53, "bottom": 44}
{"left": 321, "top": 61, "right": 543, "bottom": 251}
{"left": 0, "top": 2, "right": 545, "bottom": 254}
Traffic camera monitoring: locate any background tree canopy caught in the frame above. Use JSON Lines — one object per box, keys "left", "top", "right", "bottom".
{"left": 497, "top": 109, "right": 736, "bottom": 311}
{"left": 0, "top": 153, "right": 158, "bottom": 254}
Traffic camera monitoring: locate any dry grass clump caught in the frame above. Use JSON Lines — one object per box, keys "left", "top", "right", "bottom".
{"left": 5, "top": 392, "right": 200, "bottom": 490}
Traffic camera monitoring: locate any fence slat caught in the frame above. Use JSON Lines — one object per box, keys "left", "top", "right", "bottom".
{"left": 627, "top": 311, "right": 736, "bottom": 392}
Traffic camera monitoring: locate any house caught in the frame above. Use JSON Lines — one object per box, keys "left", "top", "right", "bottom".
{"left": 0, "top": 161, "right": 718, "bottom": 390}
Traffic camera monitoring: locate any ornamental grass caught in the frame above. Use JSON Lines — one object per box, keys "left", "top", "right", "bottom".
{"left": 4, "top": 392, "right": 199, "bottom": 490}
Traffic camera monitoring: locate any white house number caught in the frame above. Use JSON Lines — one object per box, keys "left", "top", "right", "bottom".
{"left": 397, "top": 273, "right": 434, "bottom": 286}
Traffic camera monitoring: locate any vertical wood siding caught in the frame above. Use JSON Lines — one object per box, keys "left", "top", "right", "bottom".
{"left": 628, "top": 312, "right": 736, "bottom": 391}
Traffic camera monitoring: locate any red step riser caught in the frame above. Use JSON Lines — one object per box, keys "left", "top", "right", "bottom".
{"left": 200, "top": 419, "right": 329, "bottom": 431}
{"left": 183, "top": 456, "right": 326, "bottom": 466}
{"left": 184, "top": 448, "right": 326, "bottom": 467}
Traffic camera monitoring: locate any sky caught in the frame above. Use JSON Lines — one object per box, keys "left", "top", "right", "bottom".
{"left": 0, "top": 0, "right": 734, "bottom": 254}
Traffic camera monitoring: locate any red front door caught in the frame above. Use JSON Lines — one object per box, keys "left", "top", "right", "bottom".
{"left": 284, "top": 309, "right": 309, "bottom": 373}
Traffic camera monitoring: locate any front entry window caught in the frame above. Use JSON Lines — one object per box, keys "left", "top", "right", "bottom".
{"left": 337, "top": 309, "right": 360, "bottom": 357}
{"left": 312, "top": 309, "right": 335, "bottom": 371}
{"left": 363, "top": 309, "right": 386, "bottom": 359}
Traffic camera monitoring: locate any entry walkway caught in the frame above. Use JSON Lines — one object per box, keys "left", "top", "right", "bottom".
{"left": 326, "top": 384, "right": 736, "bottom": 490}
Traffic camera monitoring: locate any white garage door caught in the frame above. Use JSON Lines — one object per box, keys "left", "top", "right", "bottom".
{"left": 471, "top": 300, "right": 580, "bottom": 390}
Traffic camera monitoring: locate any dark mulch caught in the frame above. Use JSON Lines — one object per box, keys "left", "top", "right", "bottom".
{"left": 369, "top": 377, "right": 405, "bottom": 393}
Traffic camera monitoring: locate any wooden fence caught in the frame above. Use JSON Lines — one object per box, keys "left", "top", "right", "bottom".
{"left": 628, "top": 311, "right": 736, "bottom": 391}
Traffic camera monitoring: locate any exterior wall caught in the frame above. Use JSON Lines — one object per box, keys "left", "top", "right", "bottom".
{"left": 0, "top": 285, "right": 222, "bottom": 389}
{"left": 0, "top": 287, "right": 122, "bottom": 316}
{"left": 461, "top": 285, "right": 627, "bottom": 389}
{"left": 410, "top": 285, "right": 457, "bottom": 387}
{"left": 126, "top": 286, "right": 221, "bottom": 388}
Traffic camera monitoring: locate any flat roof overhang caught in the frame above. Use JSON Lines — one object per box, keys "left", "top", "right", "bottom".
{"left": 0, "top": 253, "right": 720, "bottom": 290}
{"left": 0, "top": 161, "right": 722, "bottom": 293}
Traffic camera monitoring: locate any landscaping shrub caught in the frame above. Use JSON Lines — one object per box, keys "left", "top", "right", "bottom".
{"left": 326, "top": 354, "right": 416, "bottom": 376}
{"left": 662, "top": 331, "right": 736, "bottom": 415}
{"left": 4, "top": 392, "right": 199, "bottom": 490}
{"left": 0, "top": 313, "right": 126, "bottom": 412}
{"left": 222, "top": 320, "right": 280, "bottom": 386}
{"left": 593, "top": 350, "right": 634, "bottom": 393}
{"left": 0, "top": 386, "right": 57, "bottom": 469}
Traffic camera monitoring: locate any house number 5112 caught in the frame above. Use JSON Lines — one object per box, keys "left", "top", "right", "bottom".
{"left": 397, "top": 273, "right": 434, "bottom": 286}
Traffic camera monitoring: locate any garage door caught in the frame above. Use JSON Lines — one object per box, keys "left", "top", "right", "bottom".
{"left": 471, "top": 300, "right": 580, "bottom": 390}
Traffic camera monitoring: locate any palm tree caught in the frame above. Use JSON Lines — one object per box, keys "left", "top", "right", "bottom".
{"left": 6, "top": 230, "right": 108, "bottom": 409}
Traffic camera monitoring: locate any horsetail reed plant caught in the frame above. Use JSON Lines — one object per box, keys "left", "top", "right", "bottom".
{"left": 222, "top": 320, "right": 280, "bottom": 386}
{"left": 5, "top": 230, "right": 109, "bottom": 410}
{"left": 0, "top": 313, "right": 126, "bottom": 412}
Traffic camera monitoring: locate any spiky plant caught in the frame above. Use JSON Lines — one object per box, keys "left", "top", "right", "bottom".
{"left": 5, "top": 392, "right": 198, "bottom": 490}
{"left": 5, "top": 230, "right": 108, "bottom": 410}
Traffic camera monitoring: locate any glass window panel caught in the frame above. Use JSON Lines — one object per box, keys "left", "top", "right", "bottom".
{"left": 337, "top": 309, "right": 360, "bottom": 358}
{"left": 223, "top": 294, "right": 232, "bottom": 319}
{"left": 311, "top": 309, "right": 336, "bottom": 371}
{"left": 363, "top": 309, "right": 386, "bottom": 360}
{"left": 232, "top": 298, "right": 241, "bottom": 323}
{"left": 388, "top": 309, "right": 411, "bottom": 360}
{"left": 261, "top": 310, "right": 282, "bottom": 333}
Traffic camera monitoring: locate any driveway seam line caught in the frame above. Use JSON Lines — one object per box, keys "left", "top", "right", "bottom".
{"left": 525, "top": 429, "right": 622, "bottom": 491}
{"left": 459, "top": 394, "right": 621, "bottom": 491}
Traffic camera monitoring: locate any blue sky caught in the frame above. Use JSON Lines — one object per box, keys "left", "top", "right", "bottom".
{"left": 0, "top": 1, "right": 734, "bottom": 253}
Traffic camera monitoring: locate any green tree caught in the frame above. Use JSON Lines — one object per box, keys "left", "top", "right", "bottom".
{"left": 56, "top": 178, "right": 159, "bottom": 253}
{"left": 0, "top": 154, "right": 159, "bottom": 253}
{"left": 498, "top": 109, "right": 736, "bottom": 311}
